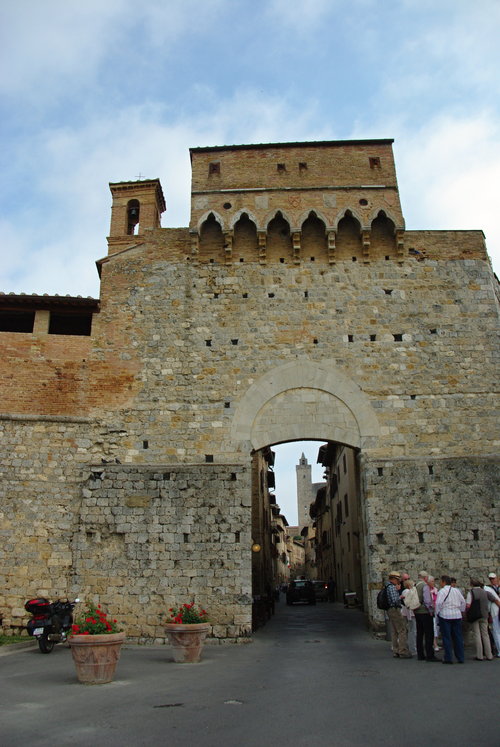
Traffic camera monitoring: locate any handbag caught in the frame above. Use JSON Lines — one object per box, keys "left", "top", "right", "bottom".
{"left": 466, "top": 590, "right": 482, "bottom": 623}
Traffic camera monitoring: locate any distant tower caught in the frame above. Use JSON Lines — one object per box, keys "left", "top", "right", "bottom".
{"left": 296, "top": 453, "right": 312, "bottom": 528}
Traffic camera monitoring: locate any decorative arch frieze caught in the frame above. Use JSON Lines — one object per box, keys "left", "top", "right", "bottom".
{"left": 297, "top": 208, "right": 332, "bottom": 232}
{"left": 263, "top": 208, "right": 293, "bottom": 231}
{"left": 367, "top": 208, "right": 400, "bottom": 231}
{"left": 197, "top": 210, "right": 225, "bottom": 233}
{"left": 230, "top": 209, "right": 259, "bottom": 231}
{"left": 334, "top": 208, "right": 365, "bottom": 231}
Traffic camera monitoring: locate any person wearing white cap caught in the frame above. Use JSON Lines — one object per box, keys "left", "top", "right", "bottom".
{"left": 484, "top": 573, "right": 500, "bottom": 657}
{"left": 386, "top": 571, "right": 412, "bottom": 658}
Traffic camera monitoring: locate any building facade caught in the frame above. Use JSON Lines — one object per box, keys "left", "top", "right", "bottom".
{"left": 313, "top": 443, "right": 363, "bottom": 605}
{"left": 1, "top": 139, "right": 498, "bottom": 639}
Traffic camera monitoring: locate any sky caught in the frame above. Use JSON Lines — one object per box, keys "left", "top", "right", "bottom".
{"left": 1, "top": 1, "right": 499, "bottom": 520}
{"left": 272, "top": 441, "right": 326, "bottom": 526}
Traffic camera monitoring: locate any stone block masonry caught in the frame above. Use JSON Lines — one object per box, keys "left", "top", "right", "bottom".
{"left": 74, "top": 464, "right": 252, "bottom": 642}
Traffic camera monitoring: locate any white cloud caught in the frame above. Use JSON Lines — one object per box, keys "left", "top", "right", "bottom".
{"left": 0, "top": 1, "right": 124, "bottom": 96}
{"left": 395, "top": 113, "right": 500, "bottom": 274}
{"left": 0, "top": 88, "right": 331, "bottom": 296}
{"left": 0, "top": 0, "right": 227, "bottom": 98}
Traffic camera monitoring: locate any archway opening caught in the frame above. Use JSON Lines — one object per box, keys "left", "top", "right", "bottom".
{"left": 251, "top": 438, "right": 364, "bottom": 632}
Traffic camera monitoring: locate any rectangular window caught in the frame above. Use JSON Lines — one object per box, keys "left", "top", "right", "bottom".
{"left": 0, "top": 310, "right": 35, "bottom": 333}
{"left": 49, "top": 312, "right": 93, "bottom": 336}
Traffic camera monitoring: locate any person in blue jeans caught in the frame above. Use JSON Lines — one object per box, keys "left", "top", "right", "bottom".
{"left": 435, "top": 575, "right": 466, "bottom": 664}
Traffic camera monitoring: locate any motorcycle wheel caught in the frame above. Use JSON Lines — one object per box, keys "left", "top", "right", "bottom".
{"left": 38, "top": 635, "right": 55, "bottom": 654}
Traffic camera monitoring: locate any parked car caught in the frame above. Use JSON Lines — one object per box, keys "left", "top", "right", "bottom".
{"left": 286, "top": 579, "right": 316, "bottom": 605}
{"left": 312, "top": 580, "right": 329, "bottom": 602}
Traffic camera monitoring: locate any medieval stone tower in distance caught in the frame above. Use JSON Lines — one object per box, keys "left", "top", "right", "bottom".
{"left": 296, "top": 453, "right": 313, "bottom": 528}
{"left": 1, "top": 139, "right": 498, "bottom": 640}
{"left": 296, "top": 452, "right": 325, "bottom": 529}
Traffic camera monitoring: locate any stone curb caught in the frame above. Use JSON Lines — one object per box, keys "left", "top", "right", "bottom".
{"left": 0, "top": 641, "right": 36, "bottom": 656}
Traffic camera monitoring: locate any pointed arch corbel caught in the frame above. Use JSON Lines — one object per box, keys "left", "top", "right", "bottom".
{"left": 197, "top": 210, "right": 225, "bottom": 234}
{"left": 297, "top": 208, "right": 332, "bottom": 232}
{"left": 263, "top": 208, "right": 294, "bottom": 231}
{"left": 229, "top": 209, "right": 259, "bottom": 231}
{"left": 334, "top": 207, "right": 364, "bottom": 231}
{"left": 367, "top": 207, "right": 400, "bottom": 231}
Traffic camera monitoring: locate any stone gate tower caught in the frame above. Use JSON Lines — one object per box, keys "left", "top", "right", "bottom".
{"left": 1, "top": 139, "right": 498, "bottom": 639}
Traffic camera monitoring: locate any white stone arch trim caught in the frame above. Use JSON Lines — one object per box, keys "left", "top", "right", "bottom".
{"left": 197, "top": 210, "right": 225, "bottom": 233}
{"left": 263, "top": 208, "right": 294, "bottom": 232}
{"left": 229, "top": 209, "right": 259, "bottom": 231}
{"left": 334, "top": 207, "right": 365, "bottom": 231}
{"left": 296, "top": 208, "right": 333, "bottom": 232}
{"left": 367, "top": 207, "right": 399, "bottom": 230}
{"left": 230, "top": 359, "right": 380, "bottom": 453}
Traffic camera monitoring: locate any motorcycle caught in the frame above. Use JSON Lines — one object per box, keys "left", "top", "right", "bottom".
{"left": 25, "top": 597, "right": 79, "bottom": 653}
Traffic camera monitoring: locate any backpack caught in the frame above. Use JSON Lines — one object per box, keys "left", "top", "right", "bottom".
{"left": 466, "top": 590, "right": 482, "bottom": 623}
{"left": 377, "top": 585, "right": 390, "bottom": 610}
{"left": 403, "top": 585, "right": 420, "bottom": 610}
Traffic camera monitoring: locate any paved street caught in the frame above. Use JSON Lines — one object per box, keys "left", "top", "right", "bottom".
{"left": 1, "top": 600, "right": 498, "bottom": 746}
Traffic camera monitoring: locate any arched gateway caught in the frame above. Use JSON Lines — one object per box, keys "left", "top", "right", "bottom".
{"left": 0, "top": 139, "right": 498, "bottom": 640}
{"left": 231, "top": 359, "right": 379, "bottom": 451}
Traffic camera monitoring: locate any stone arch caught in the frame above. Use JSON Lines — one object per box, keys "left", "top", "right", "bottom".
{"left": 370, "top": 210, "right": 397, "bottom": 259}
{"left": 232, "top": 212, "right": 259, "bottom": 262}
{"left": 230, "top": 359, "right": 380, "bottom": 453}
{"left": 266, "top": 210, "right": 293, "bottom": 262}
{"left": 126, "top": 199, "right": 140, "bottom": 235}
{"left": 334, "top": 207, "right": 365, "bottom": 231}
{"left": 300, "top": 211, "right": 328, "bottom": 262}
{"left": 198, "top": 212, "right": 225, "bottom": 261}
{"left": 197, "top": 210, "right": 225, "bottom": 234}
{"left": 230, "top": 208, "right": 259, "bottom": 230}
{"left": 335, "top": 210, "right": 363, "bottom": 260}
{"left": 367, "top": 207, "right": 399, "bottom": 228}
{"left": 297, "top": 208, "right": 331, "bottom": 231}
{"left": 263, "top": 208, "right": 294, "bottom": 232}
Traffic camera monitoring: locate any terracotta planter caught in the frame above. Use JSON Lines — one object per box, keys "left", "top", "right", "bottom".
{"left": 165, "top": 623, "right": 210, "bottom": 662}
{"left": 69, "top": 632, "right": 126, "bottom": 684}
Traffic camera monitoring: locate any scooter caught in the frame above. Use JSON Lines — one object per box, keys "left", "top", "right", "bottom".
{"left": 25, "top": 597, "right": 79, "bottom": 653}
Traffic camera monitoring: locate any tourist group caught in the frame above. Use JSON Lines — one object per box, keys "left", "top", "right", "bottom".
{"left": 382, "top": 570, "right": 500, "bottom": 664}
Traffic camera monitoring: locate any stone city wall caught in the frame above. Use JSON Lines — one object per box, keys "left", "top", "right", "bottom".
{"left": 361, "top": 455, "right": 500, "bottom": 626}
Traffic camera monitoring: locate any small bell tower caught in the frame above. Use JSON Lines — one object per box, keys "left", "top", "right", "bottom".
{"left": 107, "top": 178, "right": 166, "bottom": 255}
